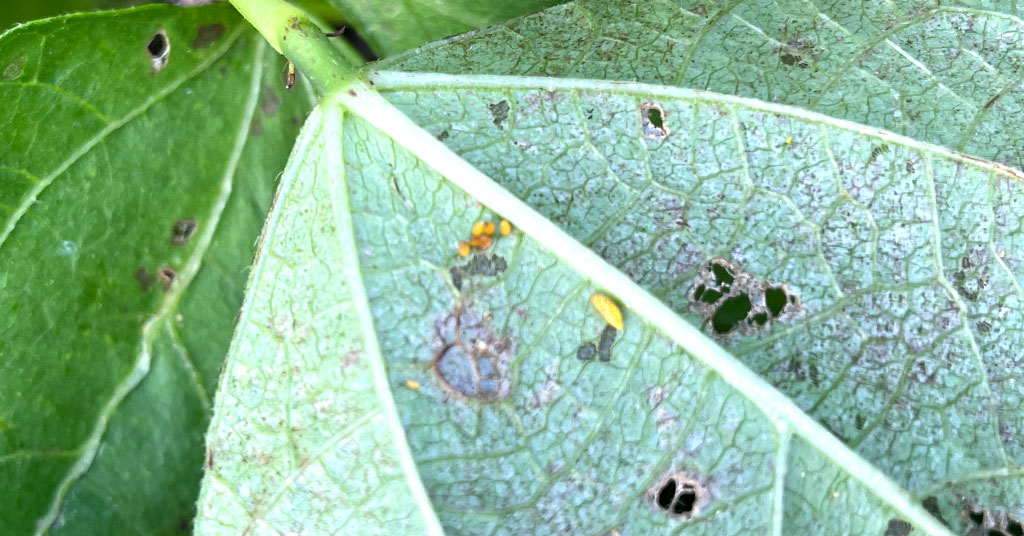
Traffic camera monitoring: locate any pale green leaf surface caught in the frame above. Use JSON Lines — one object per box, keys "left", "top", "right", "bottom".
{"left": 0, "top": 4, "right": 308, "bottom": 534}
{"left": 368, "top": 72, "right": 1024, "bottom": 533}
{"left": 198, "top": 80, "right": 958, "bottom": 534}
{"left": 195, "top": 105, "right": 443, "bottom": 536}
{"left": 380, "top": 0, "right": 1024, "bottom": 172}
{"left": 323, "top": 0, "right": 564, "bottom": 56}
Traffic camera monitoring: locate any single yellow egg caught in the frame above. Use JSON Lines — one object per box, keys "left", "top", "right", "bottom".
{"left": 457, "top": 241, "right": 470, "bottom": 257}
{"left": 405, "top": 379, "right": 420, "bottom": 391}
{"left": 590, "top": 293, "right": 623, "bottom": 330}
{"left": 471, "top": 221, "right": 485, "bottom": 236}
{"left": 499, "top": 219, "right": 511, "bottom": 236}
{"left": 482, "top": 221, "right": 496, "bottom": 236}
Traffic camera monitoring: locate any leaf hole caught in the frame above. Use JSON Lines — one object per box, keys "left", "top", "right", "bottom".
{"left": 711, "top": 294, "right": 751, "bottom": 334}
{"left": 147, "top": 29, "right": 170, "bottom": 73}
{"left": 641, "top": 101, "right": 669, "bottom": 139}
{"left": 765, "top": 286, "right": 788, "bottom": 317}
{"left": 1008, "top": 518, "right": 1024, "bottom": 536}
{"left": 157, "top": 267, "right": 177, "bottom": 290}
{"left": 672, "top": 484, "right": 697, "bottom": 515}
{"left": 656, "top": 478, "right": 676, "bottom": 509}
{"left": 647, "top": 473, "right": 706, "bottom": 520}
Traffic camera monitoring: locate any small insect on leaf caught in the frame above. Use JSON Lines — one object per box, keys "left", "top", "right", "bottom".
{"left": 405, "top": 379, "right": 420, "bottom": 391}
{"left": 457, "top": 241, "right": 470, "bottom": 257}
{"left": 284, "top": 61, "right": 296, "bottom": 90}
{"left": 785, "top": 136, "right": 793, "bottom": 145}
{"left": 482, "top": 221, "right": 496, "bottom": 236}
{"left": 590, "top": 293, "right": 623, "bottom": 330}
{"left": 471, "top": 221, "right": 485, "bottom": 236}
{"left": 499, "top": 219, "right": 511, "bottom": 236}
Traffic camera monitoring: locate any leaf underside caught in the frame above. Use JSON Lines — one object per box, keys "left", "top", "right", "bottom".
{"left": 0, "top": 4, "right": 308, "bottom": 534}
{"left": 202, "top": 0, "right": 1024, "bottom": 534}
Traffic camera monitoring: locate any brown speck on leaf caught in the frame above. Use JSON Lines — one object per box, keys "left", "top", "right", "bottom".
{"left": 192, "top": 23, "right": 225, "bottom": 49}
{"left": 348, "top": 89, "right": 357, "bottom": 97}
{"left": 250, "top": 118, "right": 263, "bottom": 136}
{"left": 261, "top": 84, "right": 280, "bottom": 116}
{"left": 206, "top": 448, "right": 214, "bottom": 469}
{"left": 135, "top": 267, "right": 155, "bottom": 292}
{"left": 170, "top": 218, "right": 198, "bottom": 245}
{"left": 342, "top": 350, "right": 362, "bottom": 369}
{"left": 157, "top": 267, "right": 177, "bottom": 291}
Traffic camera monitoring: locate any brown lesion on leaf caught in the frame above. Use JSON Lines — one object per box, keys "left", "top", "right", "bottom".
{"left": 157, "top": 267, "right": 177, "bottom": 291}
{"left": 641, "top": 101, "right": 669, "bottom": 139}
{"left": 646, "top": 471, "right": 709, "bottom": 520}
{"left": 688, "top": 258, "right": 800, "bottom": 336}
{"left": 170, "top": 218, "right": 198, "bottom": 245}
{"left": 430, "top": 303, "right": 515, "bottom": 402}
{"left": 488, "top": 100, "right": 510, "bottom": 128}
{"left": 192, "top": 23, "right": 225, "bottom": 49}
{"left": 260, "top": 84, "right": 281, "bottom": 116}
{"left": 884, "top": 518, "right": 912, "bottom": 536}
{"left": 147, "top": 29, "right": 170, "bottom": 74}
{"left": 135, "top": 267, "right": 155, "bottom": 292}
{"left": 450, "top": 253, "right": 507, "bottom": 291}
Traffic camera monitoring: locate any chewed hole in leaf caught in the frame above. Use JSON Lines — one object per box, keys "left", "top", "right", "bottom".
{"left": 488, "top": 99, "right": 509, "bottom": 128}
{"left": 688, "top": 259, "right": 800, "bottom": 336}
{"left": 647, "top": 473, "right": 706, "bottom": 520}
{"left": 641, "top": 101, "right": 669, "bottom": 139}
{"left": 1008, "top": 518, "right": 1024, "bottom": 536}
{"left": 711, "top": 294, "right": 751, "bottom": 334}
{"left": 765, "top": 286, "right": 787, "bottom": 317}
{"left": 147, "top": 29, "right": 170, "bottom": 73}
{"left": 656, "top": 478, "right": 676, "bottom": 509}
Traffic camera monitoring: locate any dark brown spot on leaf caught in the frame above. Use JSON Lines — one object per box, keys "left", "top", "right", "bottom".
{"left": 261, "top": 84, "right": 280, "bottom": 116}
{"left": 192, "top": 23, "right": 225, "bottom": 49}
{"left": 170, "top": 218, "right": 198, "bottom": 246}
{"left": 135, "top": 267, "right": 155, "bottom": 292}
{"left": 884, "top": 518, "right": 912, "bottom": 536}
{"left": 488, "top": 100, "right": 509, "bottom": 128}
{"left": 157, "top": 267, "right": 177, "bottom": 291}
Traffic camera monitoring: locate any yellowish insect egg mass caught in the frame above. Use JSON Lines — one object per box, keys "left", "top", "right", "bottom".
{"left": 590, "top": 293, "right": 623, "bottom": 330}
{"left": 500, "top": 219, "right": 511, "bottom": 236}
{"left": 471, "top": 221, "right": 485, "bottom": 236}
{"left": 482, "top": 221, "right": 496, "bottom": 236}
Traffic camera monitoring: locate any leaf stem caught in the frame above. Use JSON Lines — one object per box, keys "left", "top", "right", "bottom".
{"left": 229, "top": 0, "right": 359, "bottom": 95}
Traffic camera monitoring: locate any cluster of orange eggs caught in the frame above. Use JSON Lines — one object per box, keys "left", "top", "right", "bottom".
{"left": 458, "top": 219, "right": 512, "bottom": 257}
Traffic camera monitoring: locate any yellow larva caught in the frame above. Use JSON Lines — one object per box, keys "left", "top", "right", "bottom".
{"left": 590, "top": 293, "right": 623, "bottom": 330}
{"left": 405, "top": 379, "right": 420, "bottom": 391}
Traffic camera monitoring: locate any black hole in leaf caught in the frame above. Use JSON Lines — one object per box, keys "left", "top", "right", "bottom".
{"left": 989, "top": 530, "right": 1005, "bottom": 536}
{"left": 750, "top": 312, "right": 768, "bottom": 326}
{"left": 656, "top": 479, "right": 676, "bottom": 510}
{"left": 765, "top": 286, "right": 787, "bottom": 317}
{"left": 711, "top": 294, "right": 751, "bottom": 334}
{"left": 693, "top": 284, "right": 705, "bottom": 301}
{"left": 721, "top": 285, "right": 730, "bottom": 294}
{"left": 922, "top": 496, "right": 949, "bottom": 528}
{"left": 1007, "top": 518, "right": 1023, "bottom": 536}
{"left": 970, "top": 510, "right": 986, "bottom": 526}
{"left": 147, "top": 32, "right": 168, "bottom": 58}
{"left": 700, "top": 289, "right": 722, "bottom": 303}
{"left": 672, "top": 484, "right": 697, "bottom": 516}
{"left": 646, "top": 107, "right": 664, "bottom": 129}
{"left": 576, "top": 342, "right": 597, "bottom": 362}
{"left": 711, "top": 262, "right": 734, "bottom": 285}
